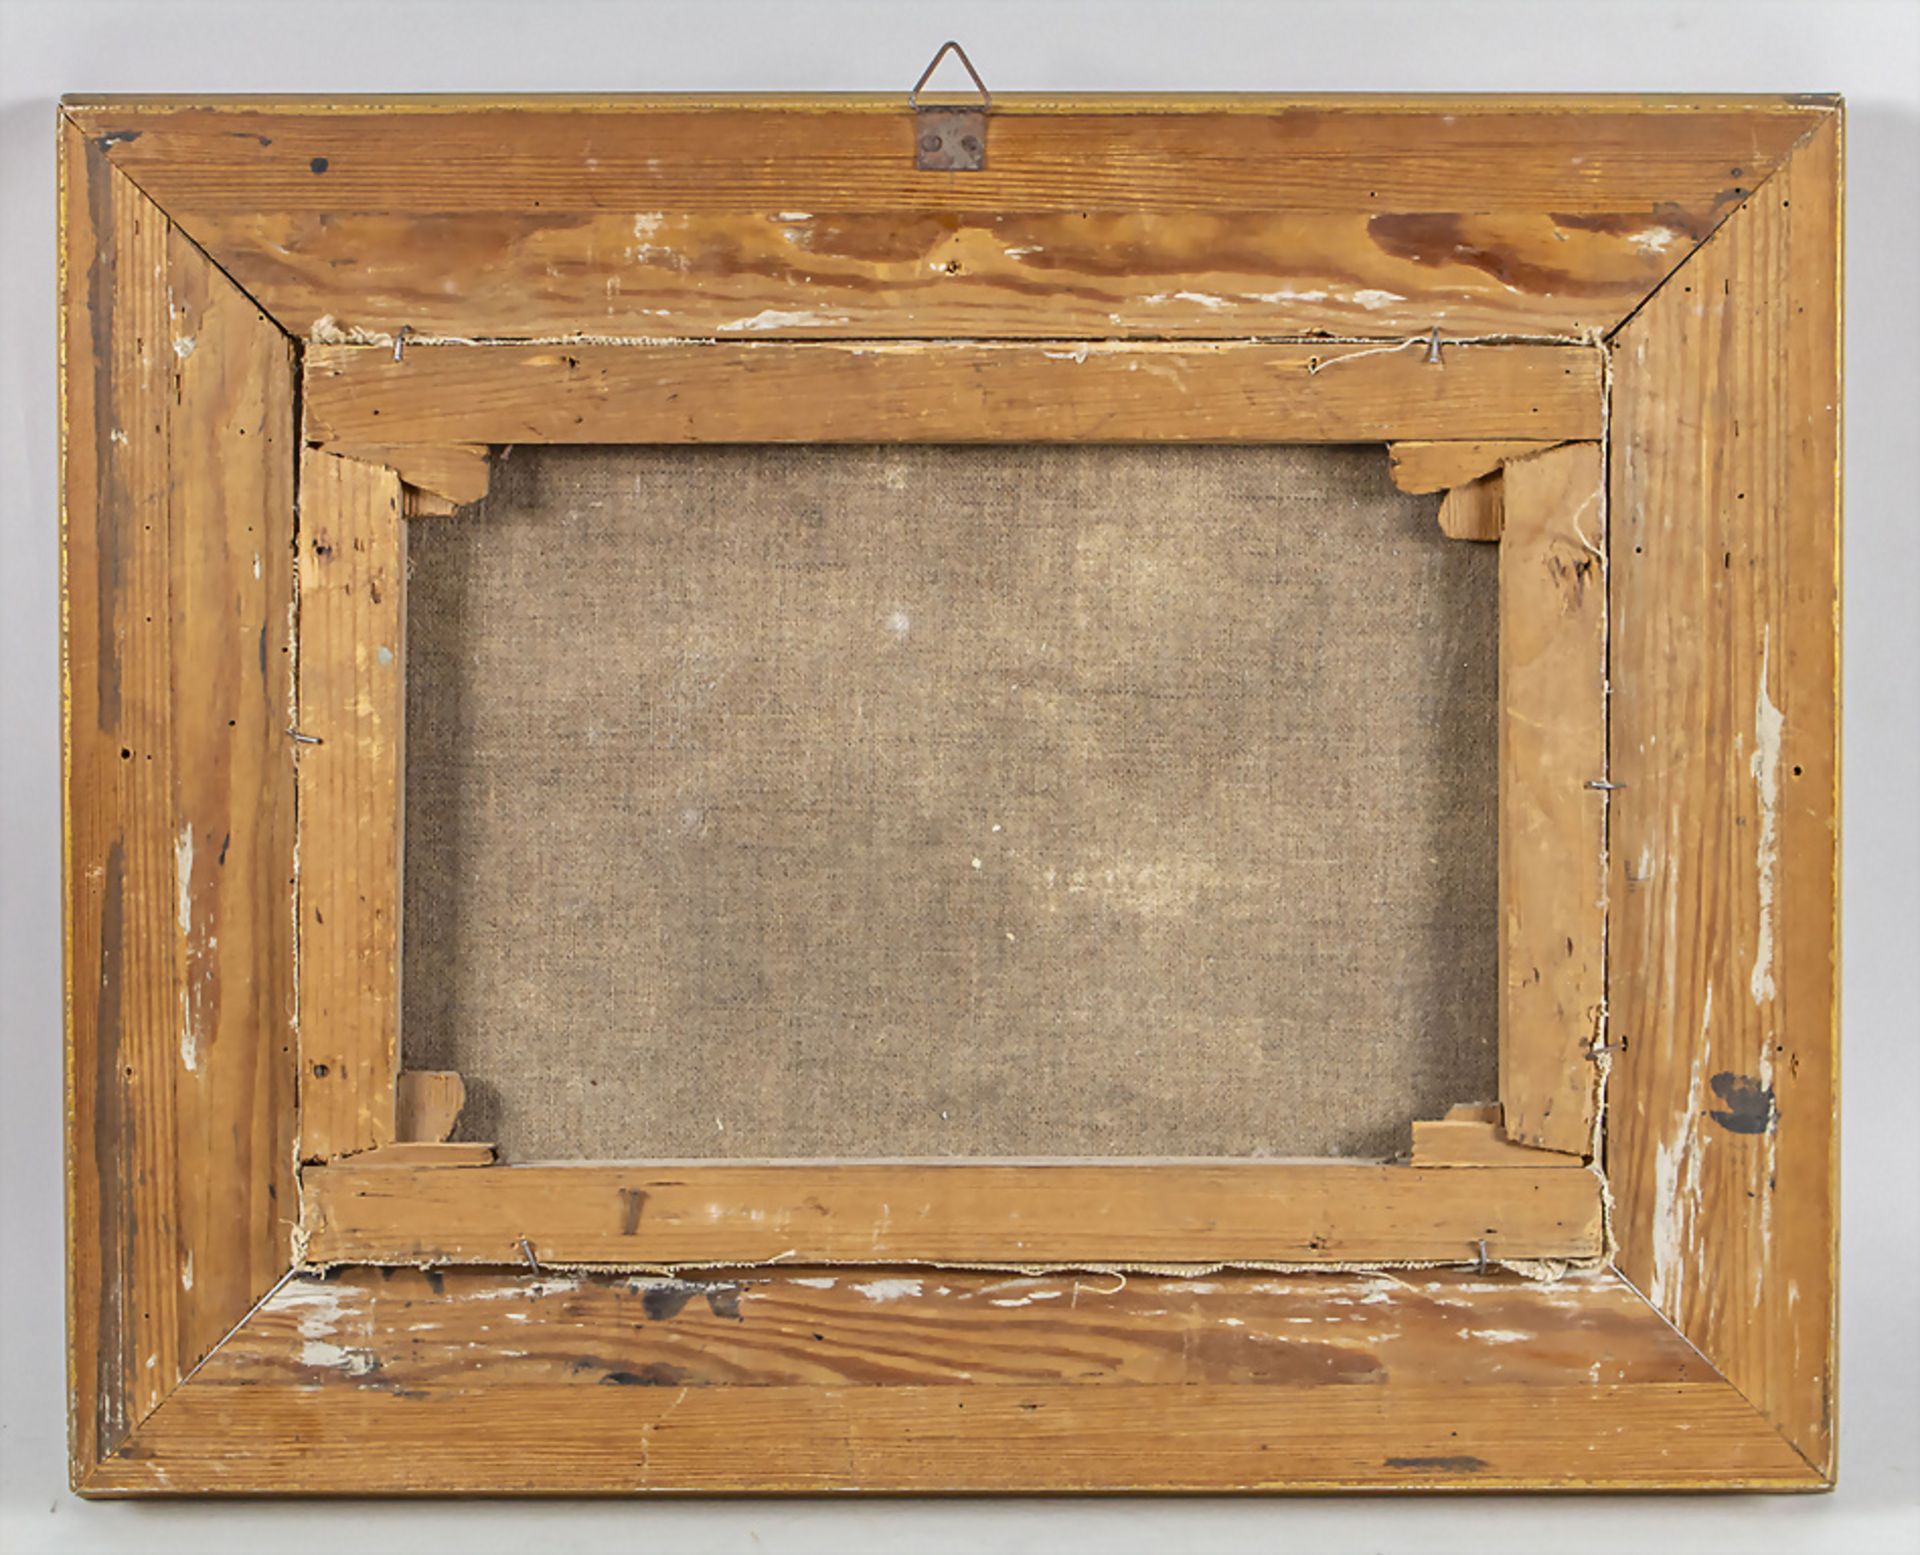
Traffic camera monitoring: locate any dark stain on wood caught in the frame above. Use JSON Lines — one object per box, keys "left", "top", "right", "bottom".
{"left": 599, "top": 1363, "right": 694, "bottom": 1387}
{"left": 1708, "top": 1071, "right": 1777, "bottom": 1134}
{"left": 85, "top": 140, "right": 125, "bottom": 728}
{"left": 617, "top": 1187, "right": 648, "bottom": 1236}
{"left": 1368, "top": 212, "right": 1628, "bottom": 299}
{"left": 639, "top": 1280, "right": 744, "bottom": 1322}
{"left": 1384, "top": 1454, "right": 1490, "bottom": 1472}
{"left": 92, "top": 840, "right": 130, "bottom": 1454}
{"left": 1550, "top": 204, "right": 1710, "bottom": 243}
{"left": 94, "top": 129, "right": 141, "bottom": 152}
{"left": 640, "top": 1282, "right": 697, "bottom": 1321}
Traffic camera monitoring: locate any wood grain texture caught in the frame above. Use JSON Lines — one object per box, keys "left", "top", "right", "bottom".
{"left": 295, "top": 452, "right": 406, "bottom": 1160}
{"left": 344, "top": 1143, "right": 496, "bottom": 1168}
{"left": 1389, "top": 440, "right": 1560, "bottom": 494}
{"left": 84, "top": 1266, "right": 1817, "bottom": 1493}
{"left": 303, "top": 340, "right": 1603, "bottom": 446}
{"left": 1607, "top": 112, "right": 1841, "bottom": 1478}
{"left": 60, "top": 123, "right": 298, "bottom": 1483}
{"left": 1411, "top": 1120, "right": 1584, "bottom": 1168}
{"left": 320, "top": 443, "right": 490, "bottom": 505}
{"left": 299, "top": 1162, "right": 1604, "bottom": 1267}
{"left": 204, "top": 1266, "right": 1706, "bottom": 1392}
{"left": 393, "top": 1069, "right": 465, "bottom": 1141}
{"left": 1498, "top": 444, "right": 1609, "bottom": 1155}
{"left": 69, "top": 98, "right": 1825, "bottom": 342}
{"left": 1438, "top": 471, "right": 1505, "bottom": 540}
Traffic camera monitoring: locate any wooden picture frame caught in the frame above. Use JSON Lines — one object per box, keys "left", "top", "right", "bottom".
{"left": 60, "top": 91, "right": 1841, "bottom": 1494}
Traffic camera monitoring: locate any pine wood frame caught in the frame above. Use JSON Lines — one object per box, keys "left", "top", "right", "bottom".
{"left": 60, "top": 94, "right": 1841, "bottom": 1494}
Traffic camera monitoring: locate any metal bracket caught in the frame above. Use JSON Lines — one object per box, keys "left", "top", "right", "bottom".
{"left": 910, "top": 40, "right": 990, "bottom": 171}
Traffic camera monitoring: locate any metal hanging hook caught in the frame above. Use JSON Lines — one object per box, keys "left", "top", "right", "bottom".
{"left": 910, "top": 41, "right": 991, "bottom": 171}
{"left": 910, "top": 40, "right": 991, "bottom": 111}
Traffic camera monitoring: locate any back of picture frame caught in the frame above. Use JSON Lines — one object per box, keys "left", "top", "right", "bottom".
{"left": 59, "top": 83, "right": 1840, "bottom": 1494}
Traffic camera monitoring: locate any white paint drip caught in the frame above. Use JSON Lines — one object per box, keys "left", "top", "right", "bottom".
{"left": 788, "top": 1275, "right": 838, "bottom": 1288}
{"left": 181, "top": 1252, "right": 194, "bottom": 1292}
{"left": 1749, "top": 628, "right": 1785, "bottom": 1005}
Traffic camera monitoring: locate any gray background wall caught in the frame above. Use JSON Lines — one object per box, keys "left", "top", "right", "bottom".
{"left": 3, "top": 3, "right": 1914, "bottom": 1550}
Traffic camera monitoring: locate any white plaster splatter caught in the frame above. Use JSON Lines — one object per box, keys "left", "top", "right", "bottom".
{"left": 1749, "top": 628, "right": 1785, "bottom": 1005}
{"left": 1462, "top": 1328, "right": 1534, "bottom": 1344}
{"left": 175, "top": 823, "right": 195, "bottom": 939}
{"left": 301, "top": 1339, "right": 377, "bottom": 1376}
{"left": 850, "top": 1278, "right": 922, "bottom": 1304}
{"left": 1141, "top": 291, "right": 1230, "bottom": 309}
{"left": 1649, "top": 983, "right": 1711, "bottom": 1311}
{"left": 886, "top": 609, "right": 912, "bottom": 639}
{"left": 1626, "top": 227, "right": 1678, "bottom": 255}
{"left": 181, "top": 1252, "right": 193, "bottom": 1292}
{"left": 460, "top": 1277, "right": 580, "bottom": 1301}
{"left": 175, "top": 822, "right": 200, "bottom": 1072}
{"left": 1350, "top": 288, "right": 1407, "bottom": 310}
{"left": 789, "top": 1275, "right": 838, "bottom": 1289}
{"left": 172, "top": 335, "right": 197, "bottom": 360}
{"left": 989, "top": 1289, "right": 1064, "bottom": 1307}
{"left": 1750, "top": 638, "right": 1786, "bottom": 1303}
{"left": 718, "top": 308, "right": 851, "bottom": 332}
